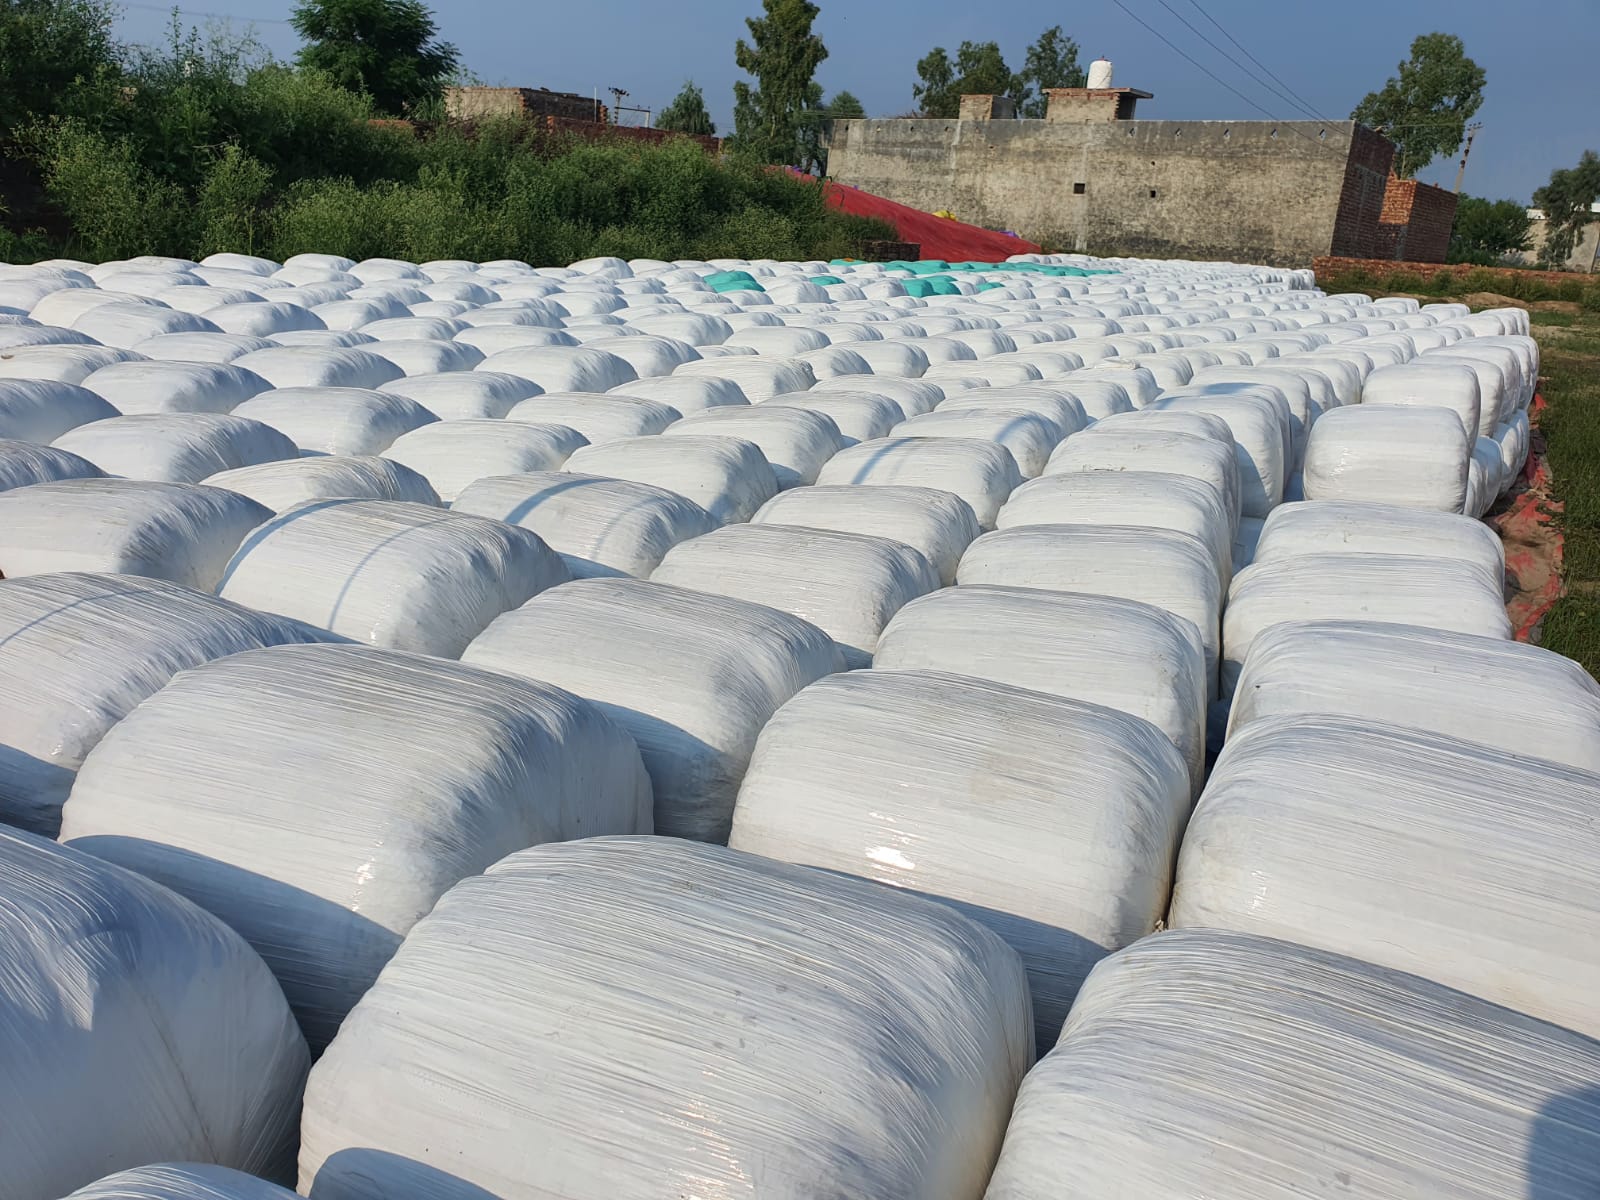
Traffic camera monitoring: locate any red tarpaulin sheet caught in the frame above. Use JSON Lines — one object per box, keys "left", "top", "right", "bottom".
{"left": 810, "top": 177, "right": 1041, "bottom": 263}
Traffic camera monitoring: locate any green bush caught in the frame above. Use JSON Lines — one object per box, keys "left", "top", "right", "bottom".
{"left": 34, "top": 120, "right": 193, "bottom": 259}
{"left": 195, "top": 144, "right": 273, "bottom": 257}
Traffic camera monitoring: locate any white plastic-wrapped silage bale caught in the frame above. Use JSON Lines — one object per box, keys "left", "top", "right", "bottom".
{"left": 1301, "top": 405, "right": 1471, "bottom": 512}
{"left": 78, "top": 360, "right": 270, "bottom": 414}
{"left": 729, "top": 669, "right": 1188, "bottom": 1049}
{"left": 218, "top": 499, "right": 566, "bottom": 657}
{"left": 982, "top": 928, "right": 1600, "bottom": 1200}
{"left": 565, "top": 334, "right": 698, "bottom": 379}
{"left": 1495, "top": 410, "right": 1530, "bottom": 491}
{"left": 0, "top": 377, "right": 118, "bottom": 442}
{"left": 0, "top": 572, "right": 338, "bottom": 836}
{"left": 563, "top": 434, "right": 778, "bottom": 525}
{"left": 1222, "top": 552, "right": 1512, "bottom": 695}
{"left": 1423, "top": 350, "right": 1511, "bottom": 436}
{"left": 0, "top": 829, "right": 307, "bottom": 1200}
{"left": 71, "top": 302, "right": 220, "bottom": 349}
{"left": 380, "top": 419, "right": 586, "bottom": 502}
{"left": 231, "top": 386, "right": 437, "bottom": 456}
{"left": 763, "top": 388, "right": 904, "bottom": 444}
{"left": 652, "top": 523, "right": 940, "bottom": 668}
{"left": 452, "top": 471, "right": 714, "bottom": 579}
{"left": 998, "top": 471, "right": 1234, "bottom": 587}
{"left": 299, "top": 836, "right": 1030, "bottom": 1200}
{"left": 506, "top": 391, "right": 678, "bottom": 443}
{"left": 360, "top": 337, "right": 483, "bottom": 376}
{"left": 376, "top": 369, "right": 539, "bottom": 418}
{"left": 817, "top": 436, "right": 1022, "bottom": 528}
{"left": 477, "top": 345, "right": 639, "bottom": 393}
{"left": 874, "top": 585, "right": 1207, "bottom": 790}
{"left": 1171, "top": 715, "right": 1600, "bottom": 1039}
{"left": 230, "top": 346, "right": 403, "bottom": 390}
{"left": 63, "top": 642, "right": 652, "bottom": 1050}
{"left": 1361, "top": 360, "right": 1482, "bottom": 440}
{"left": 1153, "top": 392, "right": 1286, "bottom": 518}
{"left": 752, "top": 484, "right": 980, "bottom": 585}
{"left": 817, "top": 373, "right": 944, "bottom": 415}
{"left": 0, "top": 437, "right": 103, "bottom": 491}
{"left": 1251, "top": 498, "right": 1504, "bottom": 583}
{"left": 958, "top": 525, "right": 1224, "bottom": 693}
{"left": 662, "top": 405, "right": 843, "bottom": 489}
{"left": 207, "top": 301, "right": 326, "bottom": 338}
{"left": 673, "top": 355, "right": 816, "bottom": 402}
{"left": 63, "top": 1165, "right": 297, "bottom": 1200}
{"left": 607, "top": 372, "right": 747, "bottom": 414}
{"left": 52, "top": 414, "right": 298, "bottom": 484}
{"left": 202, "top": 453, "right": 439, "bottom": 511}
{"left": 1043, "top": 425, "right": 1240, "bottom": 531}
{"left": 0, "top": 479, "right": 269, "bottom": 588}
{"left": 462, "top": 579, "right": 842, "bottom": 841}
{"left": 1227, "top": 619, "right": 1600, "bottom": 773}
{"left": 1466, "top": 435, "right": 1503, "bottom": 517}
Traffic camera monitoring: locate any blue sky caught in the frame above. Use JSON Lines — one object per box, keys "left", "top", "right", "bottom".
{"left": 115, "top": 0, "right": 1595, "bottom": 203}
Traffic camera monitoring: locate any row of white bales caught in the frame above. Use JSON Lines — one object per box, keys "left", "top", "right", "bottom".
{"left": 0, "top": 248, "right": 1596, "bottom": 1200}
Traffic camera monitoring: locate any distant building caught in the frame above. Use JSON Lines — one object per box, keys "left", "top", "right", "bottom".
{"left": 445, "top": 87, "right": 606, "bottom": 125}
{"left": 1515, "top": 203, "right": 1600, "bottom": 273}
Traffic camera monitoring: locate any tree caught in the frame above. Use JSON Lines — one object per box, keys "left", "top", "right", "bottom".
{"left": 913, "top": 40, "right": 1021, "bottom": 119}
{"left": 657, "top": 80, "right": 715, "bottom": 136}
{"left": 1017, "top": 25, "right": 1084, "bottom": 118}
{"left": 1532, "top": 150, "right": 1600, "bottom": 268}
{"left": 731, "top": 0, "right": 827, "bottom": 166}
{"left": 0, "top": 0, "right": 122, "bottom": 130}
{"left": 1447, "top": 195, "right": 1531, "bottom": 265}
{"left": 827, "top": 89, "right": 865, "bottom": 119}
{"left": 290, "top": 0, "right": 458, "bottom": 115}
{"left": 1351, "top": 32, "right": 1485, "bottom": 179}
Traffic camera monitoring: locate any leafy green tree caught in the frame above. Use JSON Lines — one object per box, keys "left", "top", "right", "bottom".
{"left": 1018, "top": 25, "right": 1084, "bottom": 118}
{"left": 0, "top": 0, "right": 122, "bottom": 130}
{"left": 1351, "top": 32, "right": 1485, "bottom": 179}
{"left": 731, "top": 0, "right": 828, "bottom": 165}
{"left": 913, "top": 40, "right": 1021, "bottom": 119}
{"left": 1533, "top": 150, "right": 1600, "bottom": 268}
{"left": 1447, "top": 195, "right": 1531, "bottom": 265}
{"left": 290, "top": 0, "right": 458, "bottom": 115}
{"left": 827, "top": 89, "right": 865, "bottom": 119}
{"left": 657, "top": 80, "right": 715, "bottom": 136}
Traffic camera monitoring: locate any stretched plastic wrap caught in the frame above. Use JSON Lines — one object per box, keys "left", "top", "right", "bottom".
{"left": 1424, "top": 350, "right": 1510, "bottom": 434}
{"left": 1467, "top": 434, "right": 1502, "bottom": 517}
{"left": 1495, "top": 411, "right": 1530, "bottom": 492}
{"left": 64, "top": 643, "right": 651, "bottom": 1049}
{"left": 0, "top": 572, "right": 337, "bottom": 835}
{"left": 462, "top": 579, "right": 841, "bottom": 841}
{"left": 817, "top": 436, "right": 1022, "bottom": 529}
{"left": 229, "top": 346, "right": 402, "bottom": 390}
{"left": 983, "top": 927, "right": 1600, "bottom": 1200}
{"left": 53, "top": 414, "right": 298, "bottom": 484}
{"left": 0, "top": 828, "right": 307, "bottom": 1200}
{"left": 564, "top": 434, "right": 778, "bottom": 526}
{"left": 380, "top": 419, "right": 585, "bottom": 501}
{"left": 478, "top": 345, "right": 639, "bottom": 392}
{"left": 652, "top": 523, "right": 939, "bottom": 668}
{"left": 131, "top": 332, "right": 275, "bottom": 363}
{"left": 608, "top": 373, "right": 748, "bottom": 414}
{"left": 848, "top": 339, "right": 930, "bottom": 377}
{"left": 1251, "top": 499, "right": 1504, "bottom": 583}
{"left": 620, "top": 312, "right": 733, "bottom": 346}
{"left": 752, "top": 484, "right": 981, "bottom": 585}
{"left": 506, "top": 391, "right": 678, "bottom": 443}
{"left": 998, "top": 471, "right": 1234, "bottom": 587}
{"left": 891, "top": 409, "right": 1063, "bottom": 477}
{"left": 730, "top": 669, "right": 1187, "bottom": 1048}
{"left": 452, "top": 471, "right": 714, "bottom": 578}
{"left": 0, "top": 377, "right": 119, "bottom": 442}
{"left": 218, "top": 499, "right": 566, "bottom": 656}
{"left": 663, "top": 405, "right": 843, "bottom": 489}
{"left": 79, "top": 361, "right": 270, "bottom": 414}
{"left": 818, "top": 374, "right": 944, "bottom": 415}
{"left": 299, "top": 836, "right": 1030, "bottom": 1200}
{"left": 1043, "top": 426, "right": 1240, "bottom": 531}
{"left": 1301, "top": 404, "right": 1470, "bottom": 512}
{"left": 674, "top": 355, "right": 816, "bottom": 402}
{"left": 231, "top": 387, "right": 437, "bottom": 456}
{"left": 0, "top": 437, "right": 102, "bottom": 491}
{"left": 1362, "top": 360, "right": 1482, "bottom": 439}
{"left": 203, "top": 454, "right": 439, "bottom": 511}
{"left": 1228, "top": 619, "right": 1600, "bottom": 772}
{"left": 71, "top": 302, "right": 219, "bottom": 348}
{"left": 958, "top": 525, "right": 1223, "bottom": 693}
{"left": 875, "top": 585, "right": 1207, "bottom": 790}
{"left": 377, "top": 370, "right": 539, "bottom": 418}
{"left": 1438, "top": 340, "right": 1530, "bottom": 414}
{"left": 1153, "top": 394, "right": 1286, "bottom": 517}
{"left": 765, "top": 388, "right": 904, "bottom": 444}
{"left": 64, "top": 1165, "right": 297, "bottom": 1200}
{"left": 0, "top": 479, "right": 270, "bottom": 588}
{"left": 361, "top": 337, "right": 483, "bottom": 376}
{"left": 1172, "top": 715, "right": 1600, "bottom": 1038}
{"left": 1222, "top": 553, "right": 1512, "bottom": 695}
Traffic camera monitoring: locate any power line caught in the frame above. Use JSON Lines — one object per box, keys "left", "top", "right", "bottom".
{"left": 1183, "top": 0, "right": 1330, "bottom": 123}
{"left": 1155, "top": 0, "right": 1326, "bottom": 122}
{"left": 119, "top": 2, "right": 294, "bottom": 26}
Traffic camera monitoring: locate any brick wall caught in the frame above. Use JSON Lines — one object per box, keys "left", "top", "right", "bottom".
{"left": 1376, "top": 173, "right": 1458, "bottom": 263}
{"left": 1329, "top": 125, "right": 1394, "bottom": 258}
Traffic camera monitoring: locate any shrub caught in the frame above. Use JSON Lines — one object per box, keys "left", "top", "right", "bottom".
{"left": 196, "top": 144, "right": 273, "bottom": 257}
{"left": 34, "top": 120, "right": 193, "bottom": 258}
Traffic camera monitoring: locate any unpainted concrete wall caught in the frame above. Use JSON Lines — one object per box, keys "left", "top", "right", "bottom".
{"left": 828, "top": 118, "right": 1375, "bottom": 267}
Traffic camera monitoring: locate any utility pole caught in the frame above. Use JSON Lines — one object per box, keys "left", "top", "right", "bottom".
{"left": 1453, "top": 122, "right": 1483, "bottom": 194}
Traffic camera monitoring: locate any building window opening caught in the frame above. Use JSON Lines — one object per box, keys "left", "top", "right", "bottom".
{"left": 1073, "top": 182, "right": 1087, "bottom": 194}
{"left": 1149, "top": 189, "right": 1158, "bottom": 198}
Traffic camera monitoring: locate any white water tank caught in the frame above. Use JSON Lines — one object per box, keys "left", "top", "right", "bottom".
{"left": 1087, "top": 58, "right": 1114, "bottom": 89}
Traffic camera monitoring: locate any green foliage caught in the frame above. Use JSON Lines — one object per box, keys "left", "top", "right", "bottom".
{"left": 34, "top": 120, "right": 193, "bottom": 259}
{"left": 657, "top": 80, "right": 715, "bottom": 136}
{"left": 827, "top": 89, "right": 865, "bottom": 120}
{"left": 914, "top": 40, "right": 1021, "bottom": 119}
{"left": 195, "top": 143, "right": 274, "bottom": 256}
{"left": 1533, "top": 150, "right": 1600, "bottom": 269}
{"left": 731, "top": 0, "right": 827, "bottom": 166}
{"left": 1351, "top": 32, "right": 1485, "bottom": 178}
{"left": 0, "top": 0, "right": 121, "bottom": 132}
{"left": 1017, "top": 26, "right": 1084, "bottom": 118}
{"left": 1448, "top": 195, "right": 1532, "bottom": 265}
{"left": 290, "top": 0, "right": 458, "bottom": 115}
